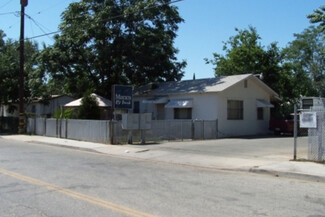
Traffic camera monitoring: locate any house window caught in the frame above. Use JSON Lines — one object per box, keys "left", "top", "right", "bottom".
{"left": 174, "top": 108, "right": 192, "bottom": 119}
{"left": 133, "top": 101, "right": 139, "bottom": 113}
{"left": 257, "top": 107, "right": 264, "bottom": 120}
{"left": 227, "top": 100, "right": 243, "bottom": 120}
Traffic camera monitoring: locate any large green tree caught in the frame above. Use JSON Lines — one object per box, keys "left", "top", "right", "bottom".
{"left": 205, "top": 26, "right": 306, "bottom": 117}
{"left": 282, "top": 26, "right": 325, "bottom": 97}
{"left": 205, "top": 26, "right": 286, "bottom": 95}
{"left": 0, "top": 30, "right": 43, "bottom": 112}
{"left": 308, "top": 5, "right": 325, "bottom": 32}
{"left": 39, "top": 0, "right": 186, "bottom": 98}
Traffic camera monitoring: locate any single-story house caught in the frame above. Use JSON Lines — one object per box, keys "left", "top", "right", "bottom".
{"left": 63, "top": 93, "right": 113, "bottom": 120}
{"left": 1, "top": 95, "right": 76, "bottom": 118}
{"left": 133, "top": 74, "right": 279, "bottom": 137}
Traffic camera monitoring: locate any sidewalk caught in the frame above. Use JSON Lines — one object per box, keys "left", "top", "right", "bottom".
{"left": 2, "top": 135, "right": 325, "bottom": 182}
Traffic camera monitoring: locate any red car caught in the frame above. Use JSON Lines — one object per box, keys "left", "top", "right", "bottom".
{"left": 269, "top": 114, "right": 307, "bottom": 135}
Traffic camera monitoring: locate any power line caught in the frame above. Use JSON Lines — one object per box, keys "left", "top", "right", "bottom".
{"left": 0, "top": 11, "right": 19, "bottom": 16}
{"left": 25, "top": 13, "right": 55, "bottom": 41}
{"left": 25, "top": 0, "right": 185, "bottom": 41}
{"left": 26, "top": 30, "right": 61, "bottom": 40}
{"left": 0, "top": 0, "right": 13, "bottom": 10}
{"left": 34, "top": 0, "right": 78, "bottom": 16}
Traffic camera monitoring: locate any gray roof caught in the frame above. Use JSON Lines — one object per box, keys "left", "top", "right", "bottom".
{"left": 134, "top": 74, "right": 278, "bottom": 97}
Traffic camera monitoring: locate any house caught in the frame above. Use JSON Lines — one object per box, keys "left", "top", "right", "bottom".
{"left": 0, "top": 95, "right": 76, "bottom": 118}
{"left": 63, "top": 93, "right": 113, "bottom": 120}
{"left": 133, "top": 74, "right": 279, "bottom": 137}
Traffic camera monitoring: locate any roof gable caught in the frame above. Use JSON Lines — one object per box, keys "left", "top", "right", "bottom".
{"left": 64, "top": 93, "right": 112, "bottom": 107}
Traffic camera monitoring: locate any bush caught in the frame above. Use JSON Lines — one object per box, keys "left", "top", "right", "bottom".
{"left": 53, "top": 108, "right": 76, "bottom": 119}
{"left": 77, "top": 93, "right": 100, "bottom": 120}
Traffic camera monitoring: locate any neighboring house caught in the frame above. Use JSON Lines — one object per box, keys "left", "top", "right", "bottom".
{"left": 0, "top": 104, "right": 19, "bottom": 117}
{"left": 1, "top": 95, "right": 76, "bottom": 118}
{"left": 63, "top": 93, "right": 113, "bottom": 120}
{"left": 133, "top": 74, "right": 279, "bottom": 136}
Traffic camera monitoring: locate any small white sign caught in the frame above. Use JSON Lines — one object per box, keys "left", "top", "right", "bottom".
{"left": 300, "top": 112, "right": 317, "bottom": 128}
{"left": 122, "top": 113, "right": 152, "bottom": 130}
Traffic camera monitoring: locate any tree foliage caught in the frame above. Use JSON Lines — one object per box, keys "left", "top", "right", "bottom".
{"left": 78, "top": 92, "right": 101, "bottom": 120}
{"left": 206, "top": 26, "right": 264, "bottom": 76}
{"left": 308, "top": 5, "right": 325, "bottom": 32}
{"left": 205, "top": 26, "right": 285, "bottom": 96}
{"left": 39, "top": 0, "right": 186, "bottom": 99}
{"left": 205, "top": 26, "right": 325, "bottom": 118}
{"left": 282, "top": 26, "right": 325, "bottom": 97}
{"left": 0, "top": 30, "right": 43, "bottom": 110}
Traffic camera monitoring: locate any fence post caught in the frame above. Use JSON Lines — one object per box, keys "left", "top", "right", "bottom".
{"left": 216, "top": 119, "right": 218, "bottom": 139}
{"left": 43, "top": 118, "right": 47, "bottom": 136}
{"left": 191, "top": 120, "right": 195, "bottom": 140}
{"left": 181, "top": 121, "right": 183, "bottom": 141}
{"left": 56, "top": 118, "right": 58, "bottom": 138}
{"left": 110, "top": 121, "right": 115, "bottom": 144}
{"left": 201, "top": 120, "right": 204, "bottom": 140}
{"left": 318, "top": 115, "right": 322, "bottom": 162}
{"left": 32, "top": 118, "right": 36, "bottom": 135}
{"left": 293, "top": 104, "right": 297, "bottom": 160}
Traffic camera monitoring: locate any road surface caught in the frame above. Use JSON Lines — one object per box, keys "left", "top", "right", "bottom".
{"left": 0, "top": 138, "right": 324, "bottom": 217}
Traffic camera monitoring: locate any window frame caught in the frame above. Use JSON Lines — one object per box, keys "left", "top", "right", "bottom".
{"left": 174, "top": 108, "right": 192, "bottom": 119}
{"left": 227, "top": 100, "right": 244, "bottom": 120}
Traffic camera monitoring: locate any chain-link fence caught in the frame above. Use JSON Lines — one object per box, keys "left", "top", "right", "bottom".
{"left": 295, "top": 106, "right": 325, "bottom": 162}
{"left": 113, "top": 119, "right": 218, "bottom": 144}
{"left": 306, "top": 108, "right": 325, "bottom": 162}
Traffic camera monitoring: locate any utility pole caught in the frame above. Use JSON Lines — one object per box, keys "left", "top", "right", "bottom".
{"left": 19, "top": 0, "right": 28, "bottom": 134}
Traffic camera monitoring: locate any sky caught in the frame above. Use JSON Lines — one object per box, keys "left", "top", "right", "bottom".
{"left": 0, "top": 0, "right": 324, "bottom": 80}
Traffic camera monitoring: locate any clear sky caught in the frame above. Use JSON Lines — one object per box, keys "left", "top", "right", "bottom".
{"left": 0, "top": 0, "right": 324, "bottom": 80}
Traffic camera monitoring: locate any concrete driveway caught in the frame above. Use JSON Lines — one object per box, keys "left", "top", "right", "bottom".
{"left": 131, "top": 136, "right": 309, "bottom": 161}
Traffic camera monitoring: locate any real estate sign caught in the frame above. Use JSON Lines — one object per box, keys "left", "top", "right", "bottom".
{"left": 112, "top": 85, "right": 133, "bottom": 109}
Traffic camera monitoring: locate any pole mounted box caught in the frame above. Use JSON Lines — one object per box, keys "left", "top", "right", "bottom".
{"left": 21, "top": 0, "right": 28, "bottom": 7}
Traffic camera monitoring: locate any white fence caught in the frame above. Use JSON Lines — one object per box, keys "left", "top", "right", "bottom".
{"left": 27, "top": 118, "right": 219, "bottom": 144}
{"left": 27, "top": 118, "right": 111, "bottom": 143}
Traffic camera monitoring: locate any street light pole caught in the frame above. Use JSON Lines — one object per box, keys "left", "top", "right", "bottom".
{"left": 19, "top": 0, "right": 28, "bottom": 134}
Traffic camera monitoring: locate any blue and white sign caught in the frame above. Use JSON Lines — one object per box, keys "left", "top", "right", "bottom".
{"left": 113, "top": 85, "right": 133, "bottom": 109}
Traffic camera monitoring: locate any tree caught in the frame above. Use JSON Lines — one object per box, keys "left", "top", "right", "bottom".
{"left": 0, "top": 30, "right": 43, "bottom": 112}
{"left": 39, "top": 0, "right": 186, "bottom": 98}
{"left": 78, "top": 92, "right": 100, "bottom": 120}
{"left": 282, "top": 26, "right": 325, "bottom": 97}
{"left": 205, "top": 26, "right": 286, "bottom": 94}
{"left": 205, "top": 26, "right": 304, "bottom": 118}
{"left": 307, "top": 5, "right": 325, "bottom": 32}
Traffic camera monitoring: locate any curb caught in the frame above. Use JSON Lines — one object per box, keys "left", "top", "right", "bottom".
{"left": 249, "top": 168, "right": 325, "bottom": 183}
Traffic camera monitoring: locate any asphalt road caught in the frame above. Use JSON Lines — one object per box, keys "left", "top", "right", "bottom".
{"left": 0, "top": 138, "right": 324, "bottom": 217}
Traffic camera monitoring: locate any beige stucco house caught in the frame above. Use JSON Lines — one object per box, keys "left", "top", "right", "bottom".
{"left": 133, "top": 74, "right": 279, "bottom": 136}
